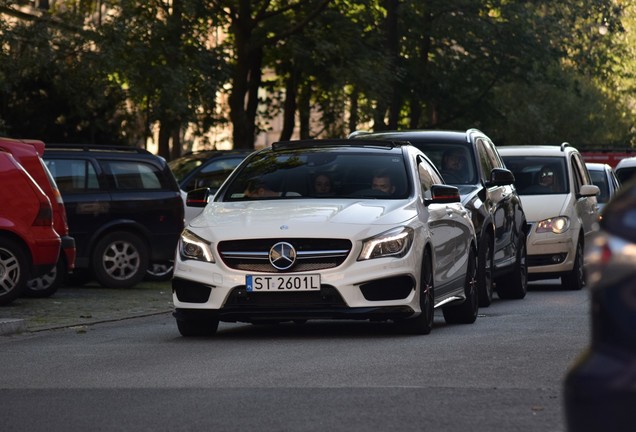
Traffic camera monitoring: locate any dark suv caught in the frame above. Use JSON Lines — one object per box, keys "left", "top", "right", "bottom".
{"left": 43, "top": 144, "right": 184, "bottom": 288}
{"left": 350, "top": 129, "right": 529, "bottom": 306}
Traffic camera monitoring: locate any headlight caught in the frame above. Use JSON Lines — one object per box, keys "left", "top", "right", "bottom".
{"left": 536, "top": 216, "right": 570, "bottom": 234}
{"left": 358, "top": 227, "right": 414, "bottom": 261}
{"left": 179, "top": 229, "right": 215, "bottom": 262}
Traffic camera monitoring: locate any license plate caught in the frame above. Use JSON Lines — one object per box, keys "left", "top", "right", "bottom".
{"left": 246, "top": 274, "right": 321, "bottom": 292}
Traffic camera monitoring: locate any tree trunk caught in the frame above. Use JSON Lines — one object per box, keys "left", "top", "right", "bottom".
{"left": 298, "top": 82, "right": 312, "bottom": 139}
{"left": 280, "top": 67, "right": 299, "bottom": 141}
{"left": 385, "top": 0, "right": 401, "bottom": 130}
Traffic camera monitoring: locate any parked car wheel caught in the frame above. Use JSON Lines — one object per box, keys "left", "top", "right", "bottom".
{"left": 442, "top": 246, "right": 478, "bottom": 324}
{"left": 562, "top": 237, "right": 585, "bottom": 291}
{"left": 24, "top": 256, "right": 66, "bottom": 298}
{"left": 477, "top": 234, "right": 494, "bottom": 307}
{"left": 65, "top": 268, "right": 92, "bottom": 286}
{"left": 496, "top": 238, "right": 528, "bottom": 300}
{"left": 0, "top": 238, "right": 28, "bottom": 306}
{"left": 92, "top": 231, "right": 149, "bottom": 288}
{"left": 396, "top": 251, "right": 434, "bottom": 335}
{"left": 145, "top": 261, "right": 174, "bottom": 282}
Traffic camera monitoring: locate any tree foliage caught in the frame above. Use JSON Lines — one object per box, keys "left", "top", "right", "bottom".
{"left": 0, "top": 0, "right": 635, "bottom": 155}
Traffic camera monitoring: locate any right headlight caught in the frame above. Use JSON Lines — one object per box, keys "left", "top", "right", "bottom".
{"left": 358, "top": 227, "right": 414, "bottom": 261}
{"left": 179, "top": 229, "right": 215, "bottom": 262}
{"left": 536, "top": 216, "right": 570, "bottom": 234}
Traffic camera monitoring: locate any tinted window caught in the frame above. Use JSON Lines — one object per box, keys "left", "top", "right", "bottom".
{"left": 501, "top": 156, "right": 568, "bottom": 195}
{"left": 417, "top": 155, "right": 444, "bottom": 200}
{"left": 222, "top": 149, "right": 409, "bottom": 200}
{"left": 44, "top": 159, "right": 100, "bottom": 192}
{"left": 183, "top": 157, "right": 245, "bottom": 191}
{"left": 106, "top": 161, "right": 163, "bottom": 190}
{"left": 410, "top": 143, "right": 475, "bottom": 185}
{"left": 589, "top": 169, "right": 610, "bottom": 203}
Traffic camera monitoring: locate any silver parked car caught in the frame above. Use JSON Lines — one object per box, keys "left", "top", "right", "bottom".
{"left": 585, "top": 162, "right": 620, "bottom": 215}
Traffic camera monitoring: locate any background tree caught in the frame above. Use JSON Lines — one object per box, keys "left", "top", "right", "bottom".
{"left": 210, "top": 0, "right": 332, "bottom": 150}
{"left": 0, "top": 5, "right": 129, "bottom": 143}
{"left": 100, "top": 0, "right": 229, "bottom": 159}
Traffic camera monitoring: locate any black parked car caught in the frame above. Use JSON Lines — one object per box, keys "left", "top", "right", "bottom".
{"left": 43, "top": 144, "right": 184, "bottom": 288}
{"left": 168, "top": 150, "right": 251, "bottom": 223}
{"left": 350, "top": 129, "right": 528, "bottom": 306}
{"left": 563, "top": 178, "right": 636, "bottom": 432}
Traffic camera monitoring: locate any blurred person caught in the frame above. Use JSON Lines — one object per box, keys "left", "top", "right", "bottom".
{"left": 371, "top": 169, "right": 395, "bottom": 195}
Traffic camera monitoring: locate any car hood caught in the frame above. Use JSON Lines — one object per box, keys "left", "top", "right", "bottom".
{"left": 188, "top": 199, "right": 417, "bottom": 240}
{"left": 517, "top": 194, "right": 568, "bottom": 222}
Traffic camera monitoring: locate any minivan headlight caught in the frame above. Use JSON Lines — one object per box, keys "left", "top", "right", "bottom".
{"left": 358, "top": 227, "right": 414, "bottom": 261}
{"left": 536, "top": 216, "right": 570, "bottom": 234}
{"left": 179, "top": 229, "right": 215, "bottom": 262}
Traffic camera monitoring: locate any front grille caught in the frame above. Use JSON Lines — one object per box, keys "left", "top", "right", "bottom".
{"left": 218, "top": 238, "right": 352, "bottom": 272}
{"left": 224, "top": 285, "right": 347, "bottom": 308}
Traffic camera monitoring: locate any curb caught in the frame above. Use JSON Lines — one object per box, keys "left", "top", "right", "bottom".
{"left": 0, "top": 318, "right": 27, "bottom": 336}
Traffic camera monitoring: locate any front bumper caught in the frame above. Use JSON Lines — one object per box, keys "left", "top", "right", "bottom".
{"left": 172, "top": 256, "right": 420, "bottom": 324}
{"left": 526, "top": 227, "right": 577, "bottom": 275}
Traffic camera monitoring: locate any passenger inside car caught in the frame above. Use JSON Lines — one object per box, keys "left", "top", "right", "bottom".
{"left": 313, "top": 173, "right": 333, "bottom": 196}
{"left": 243, "top": 177, "right": 281, "bottom": 198}
{"left": 371, "top": 169, "right": 396, "bottom": 195}
{"left": 440, "top": 149, "right": 469, "bottom": 183}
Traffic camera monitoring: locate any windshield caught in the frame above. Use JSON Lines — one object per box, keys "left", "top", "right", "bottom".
{"left": 501, "top": 156, "right": 569, "bottom": 195}
{"left": 407, "top": 143, "right": 476, "bottom": 185}
{"left": 219, "top": 148, "right": 410, "bottom": 201}
{"left": 168, "top": 153, "right": 211, "bottom": 182}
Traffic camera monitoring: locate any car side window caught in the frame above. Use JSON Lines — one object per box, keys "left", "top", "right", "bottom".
{"left": 44, "top": 158, "right": 100, "bottom": 192}
{"left": 476, "top": 138, "right": 495, "bottom": 182}
{"left": 570, "top": 157, "right": 585, "bottom": 193}
{"left": 417, "top": 155, "right": 443, "bottom": 200}
{"left": 107, "top": 161, "right": 163, "bottom": 190}
{"left": 186, "top": 157, "right": 244, "bottom": 191}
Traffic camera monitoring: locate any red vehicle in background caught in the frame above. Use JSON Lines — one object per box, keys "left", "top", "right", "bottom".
{"left": 0, "top": 138, "right": 75, "bottom": 297}
{"left": 0, "top": 149, "right": 61, "bottom": 305}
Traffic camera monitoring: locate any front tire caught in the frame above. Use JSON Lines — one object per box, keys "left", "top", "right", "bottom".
{"left": 0, "top": 238, "right": 28, "bottom": 306}
{"left": 443, "top": 246, "right": 478, "bottom": 324}
{"left": 496, "top": 237, "right": 528, "bottom": 300}
{"left": 395, "top": 249, "right": 434, "bottom": 335}
{"left": 176, "top": 316, "right": 219, "bottom": 337}
{"left": 562, "top": 237, "right": 584, "bottom": 291}
{"left": 92, "top": 231, "right": 149, "bottom": 288}
{"left": 24, "top": 256, "right": 66, "bottom": 298}
{"left": 477, "top": 233, "right": 494, "bottom": 307}
{"left": 145, "top": 261, "right": 174, "bottom": 282}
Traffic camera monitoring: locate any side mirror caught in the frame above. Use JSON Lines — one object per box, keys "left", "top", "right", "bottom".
{"left": 579, "top": 184, "right": 600, "bottom": 198}
{"left": 487, "top": 168, "right": 515, "bottom": 187}
{"left": 425, "top": 184, "right": 461, "bottom": 205}
{"left": 186, "top": 188, "right": 213, "bottom": 208}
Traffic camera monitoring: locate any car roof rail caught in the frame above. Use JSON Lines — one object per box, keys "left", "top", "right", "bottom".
{"left": 347, "top": 130, "right": 372, "bottom": 139}
{"left": 561, "top": 142, "right": 572, "bottom": 151}
{"left": 45, "top": 143, "right": 153, "bottom": 155}
{"left": 272, "top": 138, "right": 407, "bottom": 151}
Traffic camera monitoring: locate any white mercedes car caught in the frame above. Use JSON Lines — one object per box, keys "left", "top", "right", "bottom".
{"left": 172, "top": 139, "right": 478, "bottom": 336}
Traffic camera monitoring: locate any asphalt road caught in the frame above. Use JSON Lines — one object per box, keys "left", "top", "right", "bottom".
{"left": 0, "top": 280, "right": 589, "bottom": 432}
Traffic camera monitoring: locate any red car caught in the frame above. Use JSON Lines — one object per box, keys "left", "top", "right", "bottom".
{"left": 0, "top": 149, "right": 61, "bottom": 305}
{"left": 0, "top": 138, "right": 76, "bottom": 297}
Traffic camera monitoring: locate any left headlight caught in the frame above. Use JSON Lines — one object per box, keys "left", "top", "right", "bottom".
{"left": 358, "top": 227, "right": 414, "bottom": 261}
{"left": 536, "top": 216, "right": 570, "bottom": 234}
{"left": 179, "top": 229, "right": 215, "bottom": 262}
